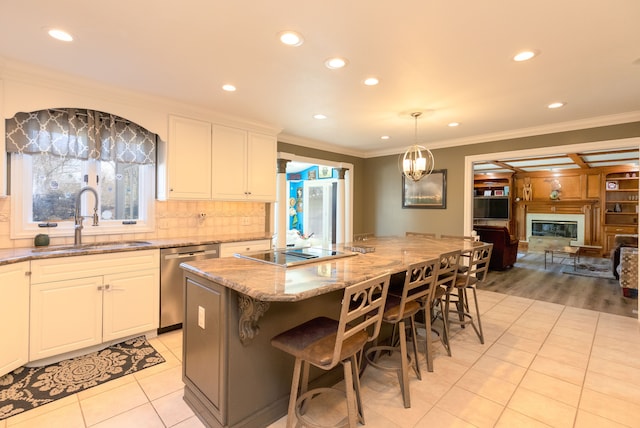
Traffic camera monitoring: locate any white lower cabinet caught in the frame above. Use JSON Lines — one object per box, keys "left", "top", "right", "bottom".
{"left": 219, "top": 239, "right": 271, "bottom": 257}
{"left": 30, "top": 276, "right": 103, "bottom": 361}
{"left": 0, "top": 262, "right": 30, "bottom": 376}
{"left": 29, "top": 250, "right": 159, "bottom": 362}
{"left": 102, "top": 269, "right": 159, "bottom": 342}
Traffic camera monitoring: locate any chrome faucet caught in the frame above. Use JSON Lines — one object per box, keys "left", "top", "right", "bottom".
{"left": 74, "top": 186, "right": 99, "bottom": 245}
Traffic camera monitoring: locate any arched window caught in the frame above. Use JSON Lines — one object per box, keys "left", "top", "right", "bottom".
{"left": 6, "top": 108, "right": 156, "bottom": 239}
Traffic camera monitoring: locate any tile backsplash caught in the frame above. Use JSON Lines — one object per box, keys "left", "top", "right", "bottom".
{"left": 0, "top": 197, "right": 268, "bottom": 249}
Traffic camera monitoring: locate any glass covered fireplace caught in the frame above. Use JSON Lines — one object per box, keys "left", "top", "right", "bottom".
{"left": 526, "top": 213, "right": 585, "bottom": 245}
{"left": 531, "top": 220, "right": 578, "bottom": 239}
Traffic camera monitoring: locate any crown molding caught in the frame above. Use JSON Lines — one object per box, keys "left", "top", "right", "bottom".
{"left": 277, "top": 133, "right": 368, "bottom": 158}
{"left": 366, "top": 111, "right": 640, "bottom": 158}
{"left": 0, "top": 57, "right": 281, "bottom": 135}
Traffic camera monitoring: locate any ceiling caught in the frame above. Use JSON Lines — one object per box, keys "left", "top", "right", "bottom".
{"left": 474, "top": 147, "right": 640, "bottom": 175}
{"left": 0, "top": 1, "right": 639, "bottom": 158}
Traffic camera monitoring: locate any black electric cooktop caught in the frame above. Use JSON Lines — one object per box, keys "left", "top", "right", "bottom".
{"left": 236, "top": 247, "right": 356, "bottom": 267}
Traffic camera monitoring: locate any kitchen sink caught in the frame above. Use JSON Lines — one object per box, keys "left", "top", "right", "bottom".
{"left": 32, "top": 241, "right": 152, "bottom": 253}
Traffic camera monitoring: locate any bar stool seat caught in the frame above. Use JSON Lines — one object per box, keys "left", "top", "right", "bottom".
{"left": 271, "top": 273, "right": 391, "bottom": 428}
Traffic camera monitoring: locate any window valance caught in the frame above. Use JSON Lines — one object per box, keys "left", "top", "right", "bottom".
{"left": 5, "top": 108, "right": 156, "bottom": 165}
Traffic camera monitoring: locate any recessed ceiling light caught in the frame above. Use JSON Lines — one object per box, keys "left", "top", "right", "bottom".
{"left": 381, "top": 135, "right": 390, "bottom": 140}
{"left": 278, "top": 31, "right": 304, "bottom": 47}
{"left": 48, "top": 29, "right": 73, "bottom": 42}
{"left": 222, "top": 84, "right": 236, "bottom": 92}
{"left": 313, "top": 114, "right": 327, "bottom": 120}
{"left": 513, "top": 50, "right": 539, "bottom": 62}
{"left": 324, "top": 57, "right": 348, "bottom": 70}
{"left": 364, "top": 77, "right": 379, "bottom": 86}
{"left": 448, "top": 122, "right": 460, "bottom": 127}
{"left": 547, "top": 101, "right": 566, "bottom": 109}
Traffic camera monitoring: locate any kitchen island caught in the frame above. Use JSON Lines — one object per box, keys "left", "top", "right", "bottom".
{"left": 179, "top": 236, "right": 481, "bottom": 428}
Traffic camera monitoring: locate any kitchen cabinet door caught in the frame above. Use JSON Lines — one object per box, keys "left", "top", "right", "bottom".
{"left": 211, "top": 125, "right": 276, "bottom": 201}
{"left": 246, "top": 132, "right": 276, "bottom": 201}
{"left": 168, "top": 115, "right": 212, "bottom": 199}
{"left": 0, "top": 262, "right": 29, "bottom": 376}
{"left": 103, "top": 268, "right": 160, "bottom": 342}
{"left": 30, "top": 276, "right": 103, "bottom": 362}
{"left": 211, "top": 124, "right": 247, "bottom": 200}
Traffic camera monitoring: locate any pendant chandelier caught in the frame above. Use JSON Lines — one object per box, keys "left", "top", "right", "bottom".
{"left": 400, "top": 112, "right": 434, "bottom": 182}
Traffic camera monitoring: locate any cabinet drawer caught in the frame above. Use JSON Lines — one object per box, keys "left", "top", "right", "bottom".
{"left": 31, "top": 249, "right": 159, "bottom": 284}
{"left": 219, "top": 240, "right": 270, "bottom": 257}
{"left": 604, "top": 225, "right": 638, "bottom": 234}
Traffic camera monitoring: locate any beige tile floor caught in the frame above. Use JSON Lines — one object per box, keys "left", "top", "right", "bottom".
{"left": 2, "top": 290, "right": 640, "bottom": 428}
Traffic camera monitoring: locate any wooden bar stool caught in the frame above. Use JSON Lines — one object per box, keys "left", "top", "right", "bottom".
{"left": 363, "top": 258, "right": 440, "bottom": 408}
{"left": 271, "top": 273, "right": 391, "bottom": 428}
{"left": 446, "top": 243, "right": 493, "bottom": 344}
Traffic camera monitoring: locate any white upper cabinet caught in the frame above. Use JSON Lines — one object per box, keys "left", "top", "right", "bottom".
{"left": 211, "top": 124, "right": 247, "bottom": 200}
{"left": 211, "top": 124, "right": 276, "bottom": 201}
{"left": 164, "top": 118, "right": 276, "bottom": 201}
{"left": 167, "top": 115, "right": 212, "bottom": 200}
{"left": 247, "top": 132, "right": 278, "bottom": 201}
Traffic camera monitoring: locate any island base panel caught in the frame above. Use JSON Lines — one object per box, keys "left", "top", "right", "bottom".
{"left": 183, "top": 272, "right": 347, "bottom": 428}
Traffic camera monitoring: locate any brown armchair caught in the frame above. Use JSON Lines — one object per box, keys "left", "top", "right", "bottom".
{"left": 473, "top": 225, "right": 519, "bottom": 270}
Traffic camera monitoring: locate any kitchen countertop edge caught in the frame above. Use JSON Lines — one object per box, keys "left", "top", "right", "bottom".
{"left": 0, "top": 233, "right": 273, "bottom": 266}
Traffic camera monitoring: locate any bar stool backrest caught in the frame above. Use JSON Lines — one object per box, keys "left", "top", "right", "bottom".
{"left": 333, "top": 273, "right": 391, "bottom": 367}
{"left": 436, "top": 249, "right": 462, "bottom": 290}
{"left": 441, "top": 234, "right": 474, "bottom": 241}
{"left": 465, "top": 243, "right": 493, "bottom": 283}
{"left": 399, "top": 258, "right": 441, "bottom": 315}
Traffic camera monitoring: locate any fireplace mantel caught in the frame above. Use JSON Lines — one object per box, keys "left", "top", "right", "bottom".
{"left": 516, "top": 199, "right": 600, "bottom": 212}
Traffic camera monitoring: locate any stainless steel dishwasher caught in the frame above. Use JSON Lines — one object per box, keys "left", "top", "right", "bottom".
{"left": 159, "top": 244, "right": 219, "bottom": 333}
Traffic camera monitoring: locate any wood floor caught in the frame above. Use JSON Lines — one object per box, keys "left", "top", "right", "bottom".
{"left": 478, "top": 252, "right": 639, "bottom": 318}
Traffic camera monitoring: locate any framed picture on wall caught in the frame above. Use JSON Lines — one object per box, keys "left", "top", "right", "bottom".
{"left": 318, "top": 166, "right": 332, "bottom": 178}
{"left": 402, "top": 169, "right": 447, "bottom": 209}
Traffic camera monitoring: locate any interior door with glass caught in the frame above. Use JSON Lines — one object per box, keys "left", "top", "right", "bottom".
{"left": 303, "top": 180, "right": 336, "bottom": 247}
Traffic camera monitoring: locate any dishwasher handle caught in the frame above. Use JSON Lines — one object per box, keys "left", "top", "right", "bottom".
{"left": 164, "top": 249, "right": 218, "bottom": 260}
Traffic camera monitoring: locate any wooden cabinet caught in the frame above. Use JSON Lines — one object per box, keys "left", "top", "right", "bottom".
{"left": 167, "top": 116, "right": 213, "bottom": 199}
{"left": 603, "top": 171, "right": 638, "bottom": 227}
{"left": 219, "top": 239, "right": 271, "bottom": 257}
{"left": 473, "top": 173, "right": 514, "bottom": 230}
{"left": 211, "top": 125, "right": 276, "bottom": 201}
{"left": 0, "top": 262, "right": 30, "bottom": 376}
{"left": 604, "top": 225, "right": 638, "bottom": 256}
{"left": 30, "top": 250, "right": 159, "bottom": 362}
{"left": 603, "top": 170, "right": 638, "bottom": 254}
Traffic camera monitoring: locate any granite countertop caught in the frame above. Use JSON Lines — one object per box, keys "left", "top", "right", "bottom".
{"left": 0, "top": 232, "right": 272, "bottom": 266}
{"left": 181, "top": 236, "right": 481, "bottom": 302}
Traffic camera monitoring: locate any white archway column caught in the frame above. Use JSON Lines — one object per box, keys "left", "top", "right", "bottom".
{"left": 275, "top": 158, "right": 290, "bottom": 249}
{"left": 335, "top": 167, "right": 347, "bottom": 244}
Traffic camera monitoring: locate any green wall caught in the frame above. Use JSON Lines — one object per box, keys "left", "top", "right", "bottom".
{"left": 363, "top": 122, "right": 640, "bottom": 237}
{"left": 279, "top": 122, "right": 640, "bottom": 236}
